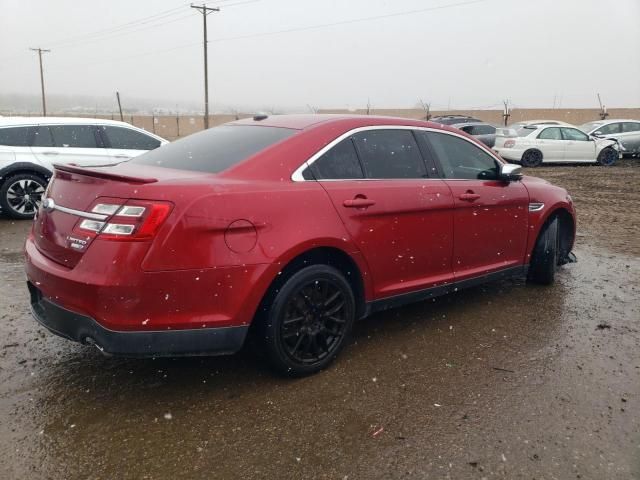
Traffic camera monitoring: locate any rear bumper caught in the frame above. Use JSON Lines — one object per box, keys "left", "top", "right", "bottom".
{"left": 28, "top": 282, "right": 248, "bottom": 357}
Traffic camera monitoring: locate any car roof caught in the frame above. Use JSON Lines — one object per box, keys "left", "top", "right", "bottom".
{"left": 229, "top": 113, "right": 449, "bottom": 131}
{"left": 0, "top": 116, "right": 138, "bottom": 127}
{"left": 451, "top": 122, "right": 494, "bottom": 128}
{"left": 592, "top": 119, "right": 640, "bottom": 124}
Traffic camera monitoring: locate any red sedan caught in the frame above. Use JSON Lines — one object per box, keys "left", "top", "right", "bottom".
{"left": 25, "top": 115, "right": 576, "bottom": 375}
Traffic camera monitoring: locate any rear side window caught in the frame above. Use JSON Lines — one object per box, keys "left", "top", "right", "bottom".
{"left": 517, "top": 127, "right": 537, "bottom": 137}
{"left": 132, "top": 125, "right": 295, "bottom": 173}
{"left": 538, "top": 127, "right": 562, "bottom": 140}
{"left": 49, "top": 125, "right": 99, "bottom": 148}
{"left": 352, "top": 130, "right": 426, "bottom": 179}
{"left": 419, "top": 131, "right": 498, "bottom": 180}
{"left": 0, "top": 127, "right": 30, "bottom": 146}
{"left": 311, "top": 138, "right": 363, "bottom": 180}
{"left": 622, "top": 122, "right": 640, "bottom": 133}
{"left": 100, "top": 126, "right": 161, "bottom": 150}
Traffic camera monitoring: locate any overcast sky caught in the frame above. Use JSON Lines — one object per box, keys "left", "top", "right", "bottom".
{"left": 1, "top": 0, "right": 639, "bottom": 112}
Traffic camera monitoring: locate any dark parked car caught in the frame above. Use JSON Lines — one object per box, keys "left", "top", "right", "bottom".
{"left": 430, "top": 115, "right": 483, "bottom": 125}
{"left": 451, "top": 122, "right": 497, "bottom": 148}
{"left": 26, "top": 115, "right": 576, "bottom": 376}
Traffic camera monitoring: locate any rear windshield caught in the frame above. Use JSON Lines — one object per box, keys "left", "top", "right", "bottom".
{"left": 132, "top": 125, "right": 296, "bottom": 173}
{"left": 517, "top": 127, "right": 537, "bottom": 137}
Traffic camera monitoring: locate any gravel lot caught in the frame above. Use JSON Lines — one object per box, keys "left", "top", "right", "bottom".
{"left": 0, "top": 161, "right": 638, "bottom": 479}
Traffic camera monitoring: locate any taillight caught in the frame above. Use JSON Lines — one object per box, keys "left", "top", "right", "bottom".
{"left": 504, "top": 139, "right": 516, "bottom": 148}
{"left": 75, "top": 200, "right": 172, "bottom": 241}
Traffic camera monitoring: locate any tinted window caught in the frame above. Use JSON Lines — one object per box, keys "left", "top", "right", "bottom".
{"left": 311, "top": 138, "right": 363, "bottom": 179}
{"left": 433, "top": 117, "right": 481, "bottom": 125}
{"left": 561, "top": 127, "right": 589, "bottom": 141}
{"left": 598, "top": 123, "right": 621, "bottom": 135}
{"left": 32, "top": 126, "right": 54, "bottom": 147}
{"left": 352, "top": 130, "right": 426, "bottom": 179}
{"left": 421, "top": 131, "right": 498, "bottom": 180}
{"left": 101, "top": 126, "right": 161, "bottom": 150}
{"left": 0, "top": 127, "right": 30, "bottom": 146}
{"left": 132, "top": 125, "right": 295, "bottom": 173}
{"left": 622, "top": 122, "right": 640, "bottom": 133}
{"left": 538, "top": 127, "right": 562, "bottom": 140}
{"left": 49, "top": 125, "right": 98, "bottom": 148}
{"left": 468, "top": 125, "right": 495, "bottom": 135}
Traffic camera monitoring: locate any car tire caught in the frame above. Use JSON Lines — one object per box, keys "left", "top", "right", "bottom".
{"left": 521, "top": 149, "right": 543, "bottom": 167}
{"left": 262, "top": 265, "right": 356, "bottom": 377}
{"left": 527, "top": 216, "right": 559, "bottom": 285}
{"left": 0, "top": 173, "right": 47, "bottom": 220}
{"left": 596, "top": 147, "right": 617, "bottom": 166}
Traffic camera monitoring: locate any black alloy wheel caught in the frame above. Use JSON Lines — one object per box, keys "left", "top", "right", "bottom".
{"left": 263, "top": 265, "right": 355, "bottom": 376}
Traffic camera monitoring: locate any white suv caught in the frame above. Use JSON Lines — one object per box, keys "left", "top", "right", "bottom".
{"left": 0, "top": 117, "right": 168, "bottom": 219}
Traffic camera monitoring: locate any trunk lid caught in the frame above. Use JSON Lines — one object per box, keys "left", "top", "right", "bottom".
{"left": 32, "top": 163, "right": 204, "bottom": 268}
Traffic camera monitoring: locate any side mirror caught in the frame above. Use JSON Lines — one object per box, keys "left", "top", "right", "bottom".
{"left": 593, "top": 130, "right": 603, "bottom": 136}
{"left": 499, "top": 163, "right": 523, "bottom": 181}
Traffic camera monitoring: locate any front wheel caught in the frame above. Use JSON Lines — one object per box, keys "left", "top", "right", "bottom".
{"left": 597, "top": 147, "right": 617, "bottom": 166}
{"left": 263, "top": 265, "right": 356, "bottom": 377}
{"left": 0, "top": 173, "right": 47, "bottom": 219}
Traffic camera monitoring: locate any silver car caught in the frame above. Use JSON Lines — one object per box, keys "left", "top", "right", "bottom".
{"left": 578, "top": 119, "right": 640, "bottom": 156}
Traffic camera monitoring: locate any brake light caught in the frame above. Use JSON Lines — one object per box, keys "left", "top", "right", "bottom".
{"left": 76, "top": 200, "right": 172, "bottom": 241}
{"left": 504, "top": 139, "right": 516, "bottom": 148}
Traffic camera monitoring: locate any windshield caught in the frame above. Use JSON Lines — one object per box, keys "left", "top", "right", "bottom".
{"left": 131, "top": 125, "right": 295, "bottom": 173}
{"left": 579, "top": 122, "right": 602, "bottom": 133}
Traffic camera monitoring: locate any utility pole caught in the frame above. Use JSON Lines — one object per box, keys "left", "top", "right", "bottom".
{"left": 597, "top": 93, "right": 609, "bottom": 120}
{"left": 191, "top": 3, "right": 220, "bottom": 129}
{"left": 30, "top": 47, "right": 50, "bottom": 116}
{"left": 116, "top": 91, "right": 124, "bottom": 121}
{"left": 502, "top": 99, "right": 511, "bottom": 126}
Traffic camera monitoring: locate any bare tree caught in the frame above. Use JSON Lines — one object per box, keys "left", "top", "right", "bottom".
{"left": 366, "top": 98, "right": 372, "bottom": 115}
{"left": 418, "top": 98, "right": 431, "bottom": 121}
{"left": 306, "top": 104, "right": 318, "bottom": 114}
{"left": 502, "top": 99, "right": 511, "bottom": 126}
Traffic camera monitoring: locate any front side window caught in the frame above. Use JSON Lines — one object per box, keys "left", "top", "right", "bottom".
{"left": 352, "top": 130, "right": 426, "bottom": 179}
{"left": 421, "top": 131, "right": 499, "bottom": 180}
{"left": 100, "top": 126, "right": 161, "bottom": 150}
{"left": 133, "top": 125, "right": 295, "bottom": 173}
{"left": 538, "top": 127, "right": 562, "bottom": 140}
{"left": 561, "top": 128, "right": 590, "bottom": 141}
{"left": 49, "top": 125, "right": 98, "bottom": 148}
{"left": 0, "top": 127, "right": 30, "bottom": 147}
{"left": 310, "top": 138, "right": 363, "bottom": 180}
{"left": 32, "top": 126, "right": 54, "bottom": 147}
{"left": 622, "top": 122, "right": 640, "bottom": 133}
{"left": 598, "top": 123, "right": 622, "bottom": 135}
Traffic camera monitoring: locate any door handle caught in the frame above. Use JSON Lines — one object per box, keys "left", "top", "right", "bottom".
{"left": 42, "top": 151, "right": 59, "bottom": 155}
{"left": 343, "top": 196, "right": 375, "bottom": 208}
{"left": 459, "top": 192, "right": 480, "bottom": 201}
{"left": 113, "top": 154, "right": 130, "bottom": 158}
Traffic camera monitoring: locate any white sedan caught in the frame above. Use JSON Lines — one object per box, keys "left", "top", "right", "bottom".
{"left": 494, "top": 124, "right": 619, "bottom": 167}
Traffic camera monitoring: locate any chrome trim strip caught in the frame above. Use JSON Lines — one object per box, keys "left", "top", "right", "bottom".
{"left": 528, "top": 202, "right": 545, "bottom": 212}
{"left": 291, "top": 125, "right": 504, "bottom": 182}
{"left": 46, "top": 200, "right": 109, "bottom": 221}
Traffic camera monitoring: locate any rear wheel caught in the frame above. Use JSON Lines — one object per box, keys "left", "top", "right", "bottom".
{"left": 521, "top": 149, "right": 543, "bottom": 167}
{"left": 528, "top": 216, "right": 559, "bottom": 285}
{"left": 262, "top": 265, "right": 355, "bottom": 376}
{"left": 597, "top": 147, "right": 617, "bottom": 166}
{"left": 0, "top": 173, "right": 47, "bottom": 219}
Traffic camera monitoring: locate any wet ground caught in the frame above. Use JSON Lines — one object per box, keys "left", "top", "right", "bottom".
{"left": 0, "top": 161, "right": 638, "bottom": 479}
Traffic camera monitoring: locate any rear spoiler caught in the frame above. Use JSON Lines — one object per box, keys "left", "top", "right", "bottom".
{"left": 53, "top": 164, "right": 157, "bottom": 184}
{"left": 495, "top": 128, "right": 518, "bottom": 137}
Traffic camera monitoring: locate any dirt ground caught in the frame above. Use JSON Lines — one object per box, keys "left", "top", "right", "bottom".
{"left": 0, "top": 161, "right": 638, "bottom": 479}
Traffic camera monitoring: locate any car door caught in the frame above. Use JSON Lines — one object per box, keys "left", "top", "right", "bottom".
{"left": 29, "top": 124, "right": 112, "bottom": 167}
{"left": 619, "top": 122, "right": 640, "bottom": 154}
{"left": 535, "top": 127, "right": 566, "bottom": 161}
{"left": 99, "top": 125, "right": 163, "bottom": 162}
{"left": 306, "top": 128, "right": 455, "bottom": 299}
{"left": 561, "top": 127, "right": 596, "bottom": 161}
{"left": 417, "top": 130, "right": 528, "bottom": 281}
